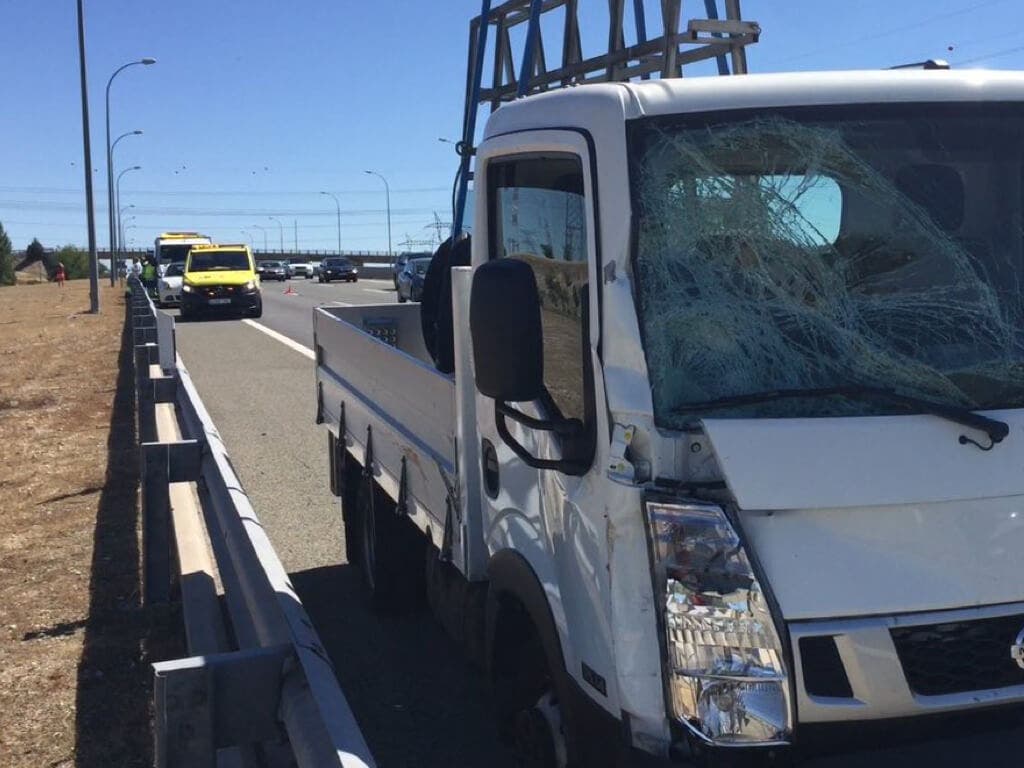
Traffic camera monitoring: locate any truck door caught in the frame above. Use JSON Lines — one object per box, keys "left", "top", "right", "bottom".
{"left": 471, "top": 130, "right": 614, "bottom": 706}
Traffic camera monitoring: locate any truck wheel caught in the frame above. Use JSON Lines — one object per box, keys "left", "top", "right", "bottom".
{"left": 356, "top": 474, "right": 425, "bottom": 608}
{"left": 491, "top": 594, "right": 589, "bottom": 768}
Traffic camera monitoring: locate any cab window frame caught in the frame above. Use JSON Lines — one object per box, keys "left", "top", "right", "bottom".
{"left": 485, "top": 150, "right": 598, "bottom": 472}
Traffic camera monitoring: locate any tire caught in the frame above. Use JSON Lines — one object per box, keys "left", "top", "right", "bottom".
{"left": 324, "top": 277, "right": 331, "bottom": 284}
{"left": 492, "top": 599, "right": 579, "bottom": 768}
{"left": 249, "top": 301, "right": 263, "bottom": 319}
{"left": 356, "top": 474, "right": 425, "bottom": 608}
{"left": 398, "top": 292, "right": 407, "bottom": 303}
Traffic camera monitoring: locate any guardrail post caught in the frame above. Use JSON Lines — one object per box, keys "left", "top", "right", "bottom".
{"left": 153, "top": 646, "right": 292, "bottom": 768}
{"left": 136, "top": 344, "right": 159, "bottom": 444}
{"left": 142, "top": 443, "right": 172, "bottom": 605}
{"left": 142, "top": 440, "right": 203, "bottom": 606}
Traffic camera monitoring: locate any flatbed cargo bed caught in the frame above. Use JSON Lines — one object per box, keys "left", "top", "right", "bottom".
{"left": 314, "top": 303, "right": 457, "bottom": 550}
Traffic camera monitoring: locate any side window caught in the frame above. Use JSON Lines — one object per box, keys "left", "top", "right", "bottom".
{"left": 488, "top": 154, "right": 589, "bottom": 424}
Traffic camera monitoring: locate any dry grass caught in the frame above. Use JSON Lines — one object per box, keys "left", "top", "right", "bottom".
{"left": 0, "top": 280, "right": 179, "bottom": 767}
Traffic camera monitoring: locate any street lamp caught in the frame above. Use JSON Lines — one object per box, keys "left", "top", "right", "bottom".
{"left": 75, "top": 0, "right": 99, "bottom": 312}
{"left": 268, "top": 216, "right": 285, "bottom": 254}
{"left": 241, "top": 230, "right": 255, "bottom": 248}
{"left": 119, "top": 209, "right": 135, "bottom": 254}
{"left": 252, "top": 224, "right": 268, "bottom": 252}
{"left": 364, "top": 170, "right": 392, "bottom": 257}
{"left": 105, "top": 56, "right": 154, "bottom": 285}
{"left": 109, "top": 130, "right": 141, "bottom": 266}
{"left": 115, "top": 165, "right": 141, "bottom": 261}
{"left": 319, "top": 191, "right": 342, "bottom": 254}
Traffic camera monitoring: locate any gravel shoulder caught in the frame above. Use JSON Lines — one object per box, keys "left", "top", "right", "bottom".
{"left": 0, "top": 281, "right": 179, "bottom": 768}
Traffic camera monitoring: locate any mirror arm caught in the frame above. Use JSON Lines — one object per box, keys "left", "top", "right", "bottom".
{"left": 495, "top": 406, "right": 586, "bottom": 474}
{"left": 496, "top": 400, "right": 582, "bottom": 438}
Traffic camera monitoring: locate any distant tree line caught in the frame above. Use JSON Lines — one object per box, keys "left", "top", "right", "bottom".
{"left": 0, "top": 221, "right": 13, "bottom": 285}
{"left": 6, "top": 233, "right": 107, "bottom": 283}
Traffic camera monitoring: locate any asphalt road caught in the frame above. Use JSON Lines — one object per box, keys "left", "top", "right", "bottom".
{"left": 168, "top": 278, "right": 1023, "bottom": 767}
{"left": 250, "top": 275, "right": 396, "bottom": 347}
{"left": 171, "top": 278, "right": 513, "bottom": 768}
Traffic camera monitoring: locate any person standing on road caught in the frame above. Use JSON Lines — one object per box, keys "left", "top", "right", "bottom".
{"left": 141, "top": 258, "right": 157, "bottom": 297}
{"left": 55, "top": 261, "right": 66, "bottom": 287}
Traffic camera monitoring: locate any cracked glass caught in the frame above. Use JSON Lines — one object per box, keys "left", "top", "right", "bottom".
{"left": 630, "top": 105, "right": 1024, "bottom": 426}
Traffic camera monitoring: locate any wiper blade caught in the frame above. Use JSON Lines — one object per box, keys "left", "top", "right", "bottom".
{"left": 679, "top": 385, "right": 1009, "bottom": 450}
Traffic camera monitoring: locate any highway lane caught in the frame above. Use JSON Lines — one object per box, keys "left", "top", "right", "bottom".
{"left": 255, "top": 276, "right": 396, "bottom": 347}
{"left": 171, "top": 280, "right": 513, "bottom": 767}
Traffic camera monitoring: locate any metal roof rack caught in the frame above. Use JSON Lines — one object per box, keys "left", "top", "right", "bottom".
{"left": 451, "top": 0, "right": 760, "bottom": 236}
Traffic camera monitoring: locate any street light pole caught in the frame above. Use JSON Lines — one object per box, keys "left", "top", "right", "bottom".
{"left": 115, "top": 166, "right": 141, "bottom": 263}
{"left": 109, "top": 129, "right": 142, "bottom": 278}
{"left": 319, "top": 191, "right": 342, "bottom": 254}
{"left": 364, "top": 170, "right": 392, "bottom": 257}
{"left": 110, "top": 131, "right": 140, "bottom": 260}
{"left": 241, "top": 230, "right": 255, "bottom": 248}
{"left": 76, "top": 0, "right": 99, "bottom": 312}
{"left": 268, "top": 216, "right": 284, "bottom": 254}
{"left": 252, "top": 225, "right": 268, "bottom": 252}
{"left": 119, "top": 209, "right": 135, "bottom": 257}
{"left": 105, "top": 57, "right": 154, "bottom": 286}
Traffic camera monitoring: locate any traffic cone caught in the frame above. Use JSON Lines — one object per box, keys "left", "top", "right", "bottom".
{"left": 284, "top": 284, "right": 297, "bottom": 295}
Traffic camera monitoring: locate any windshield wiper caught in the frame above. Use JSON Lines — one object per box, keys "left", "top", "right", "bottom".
{"left": 678, "top": 385, "right": 1009, "bottom": 451}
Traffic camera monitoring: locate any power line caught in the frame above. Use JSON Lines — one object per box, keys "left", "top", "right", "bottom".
{"left": 0, "top": 199, "right": 437, "bottom": 217}
{"left": 954, "top": 43, "right": 1024, "bottom": 64}
{"left": 0, "top": 184, "right": 450, "bottom": 198}
{"left": 761, "top": 0, "right": 1014, "bottom": 67}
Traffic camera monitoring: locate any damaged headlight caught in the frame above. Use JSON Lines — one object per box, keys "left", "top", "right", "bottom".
{"left": 645, "top": 500, "right": 791, "bottom": 746}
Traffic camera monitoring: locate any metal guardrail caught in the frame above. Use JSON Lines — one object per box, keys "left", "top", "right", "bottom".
{"left": 127, "top": 278, "right": 375, "bottom": 768}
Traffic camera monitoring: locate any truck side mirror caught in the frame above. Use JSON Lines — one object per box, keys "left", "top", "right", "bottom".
{"left": 470, "top": 258, "right": 544, "bottom": 402}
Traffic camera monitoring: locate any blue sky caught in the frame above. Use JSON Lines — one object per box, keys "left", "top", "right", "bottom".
{"left": 0, "top": 0, "right": 1021, "bottom": 253}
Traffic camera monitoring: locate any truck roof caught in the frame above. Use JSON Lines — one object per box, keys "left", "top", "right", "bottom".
{"left": 156, "top": 232, "right": 210, "bottom": 240}
{"left": 484, "top": 69, "right": 1024, "bottom": 138}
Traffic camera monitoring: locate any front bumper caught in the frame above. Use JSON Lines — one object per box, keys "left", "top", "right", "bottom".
{"left": 158, "top": 290, "right": 181, "bottom": 305}
{"left": 323, "top": 270, "right": 357, "bottom": 280}
{"left": 790, "top": 602, "right": 1024, "bottom": 725}
{"left": 182, "top": 286, "right": 261, "bottom": 312}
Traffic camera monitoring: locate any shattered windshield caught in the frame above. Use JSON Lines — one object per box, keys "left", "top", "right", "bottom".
{"left": 630, "top": 104, "right": 1024, "bottom": 425}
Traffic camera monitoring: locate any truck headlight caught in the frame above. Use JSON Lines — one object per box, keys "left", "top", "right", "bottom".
{"left": 645, "top": 500, "right": 791, "bottom": 746}
{"left": 243, "top": 279, "right": 257, "bottom": 291}
{"left": 182, "top": 283, "right": 193, "bottom": 293}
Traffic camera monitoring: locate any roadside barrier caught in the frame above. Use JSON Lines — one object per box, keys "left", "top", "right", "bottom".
{"left": 127, "top": 278, "right": 375, "bottom": 768}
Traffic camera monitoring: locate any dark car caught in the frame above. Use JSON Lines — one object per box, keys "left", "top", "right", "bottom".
{"left": 257, "top": 260, "right": 288, "bottom": 281}
{"left": 392, "top": 251, "right": 430, "bottom": 289}
{"left": 396, "top": 256, "right": 431, "bottom": 303}
{"left": 319, "top": 257, "right": 358, "bottom": 283}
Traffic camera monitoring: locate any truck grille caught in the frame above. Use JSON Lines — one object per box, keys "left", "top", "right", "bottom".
{"left": 200, "top": 285, "right": 235, "bottom": 298}
{"left": 891, "top": 614, "right": 1024, "bottom": 696}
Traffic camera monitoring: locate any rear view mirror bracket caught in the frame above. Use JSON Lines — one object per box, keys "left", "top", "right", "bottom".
{"left": 494, "top": 402, "right": 588, "bottom": 475}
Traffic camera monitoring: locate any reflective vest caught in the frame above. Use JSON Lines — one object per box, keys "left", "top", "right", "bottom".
{"left": 142, "top": 264, "right": 156, "bottom": 280}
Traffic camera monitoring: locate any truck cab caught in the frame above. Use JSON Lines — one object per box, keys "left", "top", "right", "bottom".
{"left": 154, "top": 231, "right": 212, "bottom": 273}
{"left": 316, "top": 69, "right": 1024, "bottom": 765}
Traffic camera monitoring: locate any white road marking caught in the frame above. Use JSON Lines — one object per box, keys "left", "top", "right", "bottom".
{"left": 367, "top": 288, "right": 392, "bottom": 294}
{"left": 242, "top": 319, "right": 315, "bottom": 360}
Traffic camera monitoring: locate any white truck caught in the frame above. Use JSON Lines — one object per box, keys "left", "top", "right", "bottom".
{"left": 154, "top": 231, "right": 212, "bottom": 272}
{"left": 314, "top": 5, "right": 1024, "bottom": 766}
